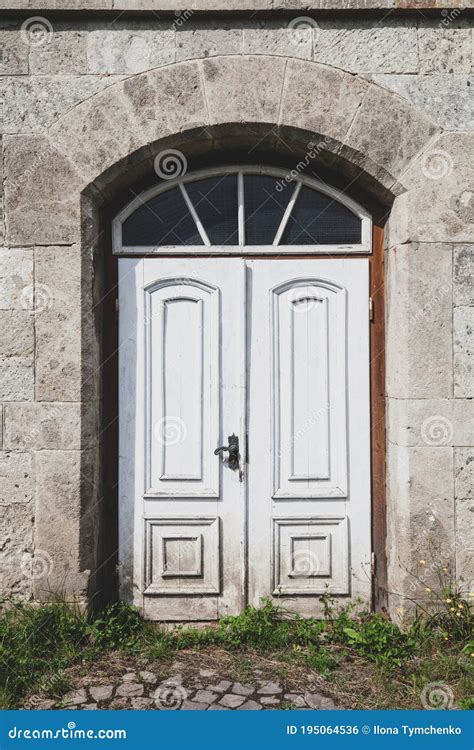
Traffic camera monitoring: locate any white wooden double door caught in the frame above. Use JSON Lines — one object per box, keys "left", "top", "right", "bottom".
{"left": 119, "top": 258, "right": 371, "bottom": 620}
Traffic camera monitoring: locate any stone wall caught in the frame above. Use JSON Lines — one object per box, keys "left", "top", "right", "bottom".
{"left": 0, "top": 8, "right": 472, "bottom": 614}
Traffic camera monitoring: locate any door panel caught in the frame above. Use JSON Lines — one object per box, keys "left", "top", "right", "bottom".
{"left": 119, "top": 258, "right": 246, "bottom": 620}
{"left": 119, "top": 257, "right": 371, "bottom": 619}
{"left": 247, "top": 260, "right": 371, "bottom": 615}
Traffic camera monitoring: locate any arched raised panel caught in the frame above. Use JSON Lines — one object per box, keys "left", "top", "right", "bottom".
{"left": 272, "top": 279, "right": 348, "bottom": 499}
{"left": 144, "top": 278, "right": 220, "bottom": 498}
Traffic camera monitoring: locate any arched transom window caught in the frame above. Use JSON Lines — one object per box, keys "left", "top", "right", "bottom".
{"left": 113, "top": 166, "right": 372, "bottom": 255}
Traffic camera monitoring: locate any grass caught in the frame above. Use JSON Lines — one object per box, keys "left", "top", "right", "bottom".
{"left": 0, "top": 591, "right": 472, "bottom": 710}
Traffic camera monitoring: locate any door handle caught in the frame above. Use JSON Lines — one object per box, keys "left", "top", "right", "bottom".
{"left": 214, "top": 433, "right": 240, "bottom": 471}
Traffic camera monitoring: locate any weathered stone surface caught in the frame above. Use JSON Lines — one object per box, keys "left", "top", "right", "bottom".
{"left": 177, "top": 24, "right": 241, "bottom": 62}
{"left": 260, "top": 696, "right": 280, "bottom": 705}
{"left": 387, "top": 399, "right": 474, "bottom": 447}
{"left": 0, "top": 358, "right": 34, "bottom": 401}
{"left": 203, "top": 55, "right": 285, "bottom": 126}
{"left": 314, "top": 19, "right": 418, "bottom": 73}
{"left": 285, "top": 693, "right": 307, "bottom": 706}
{"left": 34, "top": 450, "right": 93, "bottom": 598}
{"left": 193, "top": 689, "right": 218, "bottom": 703}
{"left": 181, "top": 700, "right": 205, "bottom": 710}
{"left": 0, "top": 26, "right": 29, "bottom": 75}
{"left": 258, "top": 681, "right": 282, "bottom": 695}
{"left": 49, "top": 62, "right": 208, "bottom": 184}
{"left": 207, "top": 680, "right": 232, "bottom": 692}
{"left": 346, "top": 82, "right": 437, "bottom": 179}
{"left": 454, "top": 246, "right": 474, "bottom": 306}
{"left": 373, "top": 74, "right": 473, "bottom": 132}
{"left": 87, "top": 23, "right": 175, "bottom": 73}
{"left": 243, "top": 24, "right": 311, "bottom": 59}
{"left": 232, "top": 682, "right": 254, "bottom": 696}
{"left": 418, "top": 24, "right": 471, "bottom": 74}
{"left": 0, "top": 405, "right": 2, "bottom": 447}
{"left": 0, "top": 499, "right": 33, "bottom": 599}
{"left": 4, "top": 136, "right": 82, "bottom": 245}
{"left": 122, "top": 673, "right": 138, "bottom": 682}
{"left": 29, "top": 25, "right": 87, "bottom": 74}
{"left": 0, "top": 451, "right": 34, "bottom": 505}
{"left": 0, "top": 75, "right": 123, "bottom": 135}
{"left": 139, "top": 671, "right": 157, "bottom": 683}
{"left": 305, "top": 693, "right": 335, "bottom": 709}
{"left": 34, "top": 246, "right": 83, "bottom": 401}
{"left": 219, "top": 693, "right": 246, "bottom": 708}
{"left": 0, "top": 248, "right": 33, "bottom": 310}
{"left": 455, "top": 496, "right": 474, "bottom": 588}
{"left": 387, "top": 132, "right": 474, "bottom": 245}
{"left": 89, "top": 685, "right": 113, "bottom": 701}
{"left": 238, "top": 700, "right": 262, "bottom": 710}
{"left": 454, "top": 306, "right": 473, "bottom": 397}
{"left": 387, "top": 444, "right": 455, "bottom": 600}
{"left": 0, "top": 311, "right": 34, "bottom": 357}
{"left": 280, "top": 59, "right": 368, "bottom": 144}
{"left": 3, "top": 403, "right": 89, "bottom": 450}
{"left": 131, "top": 697, "right": 152, "bottom": 708}
{"left": 64, "top": 688, "right": 88, "bottom": 706}
{"left": 116, "top": 682, "right": 144, "bottom": 697}
{"left": 386, "top": 244, "right": 453, "bottom": 399}
{"left": 455, "top": 448, "right": 473, "bottom": 500}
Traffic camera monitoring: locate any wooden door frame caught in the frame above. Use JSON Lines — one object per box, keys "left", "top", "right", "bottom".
{"left": 101, "top": 223, "right": 387, "bottom": 612}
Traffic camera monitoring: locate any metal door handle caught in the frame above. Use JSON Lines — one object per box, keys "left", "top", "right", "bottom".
{"left": 214, "top": 433, "right": 240, "bottom": 470}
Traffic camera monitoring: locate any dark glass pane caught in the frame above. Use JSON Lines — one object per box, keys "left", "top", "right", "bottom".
{"left": 244, "top": 175, "right": 294, "bottom": 245}
{"left": 186, "top": 175, "right": 238, "bottom": 246}
{"left": 281, "top": 186, "right": 361, "bottom": 245}
{"left": 122, "top": 187, "right": 203, "bottom": 246}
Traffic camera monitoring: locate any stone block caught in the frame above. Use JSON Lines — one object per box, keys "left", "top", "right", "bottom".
{"left": 455, "top": 448, "right": 473, "bottom": 500}
{"left": 49, "top": 62, "right": 208, "bottom": 184}
{"left": 387, "top": 132, "right": 474, "bottom": 245}
{"left": 455, "top": 497, "right": 474, "bottom": 589}
{"left": 280, "top": 59, "right": 368, "bottom": 144}
{"left": 386, "top": 243, "right": 453, "bottom": 398}
{"left": 314, "top": 19, "right": 418, "bottom": 73}
{"left": 34, "top": 450, "right": 94, "bottom": 598}
{"left": 373, "top": 74, "right": 473, "bottom": 131}
{"left": 387, "top": 398, "right": 474, "bottom": 447}
{"left": 0, "top": 75, "right": 124, "bottom": 135}
{"left": 3, "top": 402, "right": 91, "bottom": 450}
{"left": 87, "top": 23, "right": 175, "bottom": 74}
{"left": 202, "top": 55, "right": 285, "bottom": 126}
{"left": 0, "top": 26, "right": 29, "bottom": 75}
{"left": 418, "top": 24, "right": 471, "bottom": 73}
{"left": 0, "top": 500, "right": 34, "bottom": 601}
{"left": 29, "top": 25, "right": 87, "bottom": 74}
{"left": 454, "top": 306, "right": 473, "bottom": 397}
{"left": 0, "top": 311, "right": 34, "bottom": 357}
{"left": 0, "top": 451, "right": 34, "bottom": 505}
{"left": 0, "top": 357, "right": 33, "bottom": 401}
{"left": 242, "top": 23, "right": 311, "bottom": 60}
{"left": 453, "top": 246, "right": 473, "bottom": 306}
{"left": 177, "top": 24, "right": 242, "bottom": 61}
{"left": 0, "top": 405, "right": 2, "bottom": 447}
{"left": 345, "top": 83, "right": 437, "bottom": 180}
{"left": 0, "top": 248, "right": 33, "bottom": 310}
{"left": 387, "top": 443, "right": 455, "bottom": 600}
{"left": 4, "top": 136, "right": 83, "bottom": 245}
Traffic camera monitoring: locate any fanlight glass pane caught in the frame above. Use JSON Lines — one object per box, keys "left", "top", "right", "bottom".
{"left": 244, "top": 175, "right": 294, "bottom": 244}
{"left": 122, "top": 187, "right": 203, "bottom": 246}
{"left": 186, "top": 175, "right": 238, "bottom": 246}
{"left": 281, "top": 186, "right": 361, "bottom": 245}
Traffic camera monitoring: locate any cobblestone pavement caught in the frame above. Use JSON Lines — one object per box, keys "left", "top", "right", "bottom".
{"left": 26, "top": 660, "right": 340, "bottom": 711}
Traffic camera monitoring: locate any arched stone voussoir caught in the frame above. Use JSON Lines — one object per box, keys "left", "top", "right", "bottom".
{"left": 45, "top": 55, "right": 440, "bottom": 193}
